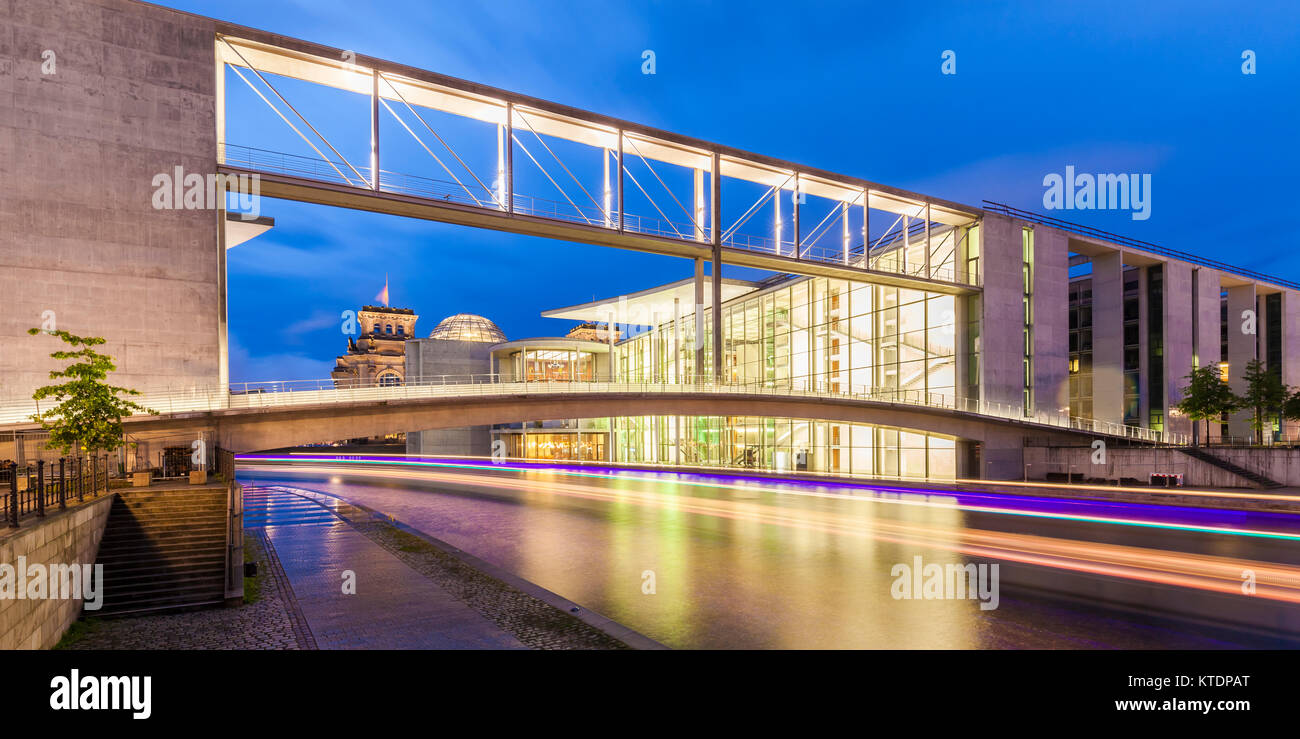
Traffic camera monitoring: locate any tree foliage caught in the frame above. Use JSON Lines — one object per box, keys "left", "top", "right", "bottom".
{"left": 27, "top": 328, "right": 155, "bottom": 456}
{"left": 1175, "top": 365, "right": 1237, "bottom": 445}
{"left": 1239, "top": 358, "right": 1290, "bottom": 445}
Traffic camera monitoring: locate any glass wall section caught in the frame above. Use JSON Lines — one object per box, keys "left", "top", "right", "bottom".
{"left": 1146, "top": 265, "right": 1164, "bottom": 433}
{"left": 617, "top": 276, "right": 957, "bottom": 404}
{"left": 1123, "top": 269, "right": 1142, "bottom": 425}
{"left": 610, "top": 414, "right": 956, "bottom": 481}
{"left": 1068, "top": 278, "right": 1094, "bottom": 419}
{"left": 513, "top": 349, "right": 598, "bottom": 382}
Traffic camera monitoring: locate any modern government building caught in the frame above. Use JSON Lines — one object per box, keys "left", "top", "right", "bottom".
{"left": 392, "top": 207, "right": 1300, "bottom": 483}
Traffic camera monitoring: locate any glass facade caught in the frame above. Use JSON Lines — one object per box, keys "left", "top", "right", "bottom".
{"left": 507, "top": 348, "right": 599, "bottom": 382}
{"left": 617, "top": 275, "right": 958, "bottom": 401}
{"left": 610, "top": 415, "right": 956, "bottom": 481}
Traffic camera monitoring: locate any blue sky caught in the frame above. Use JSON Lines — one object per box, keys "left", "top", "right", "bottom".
{"left": 152, "top": 0, "right": 1300, "bottom": 381}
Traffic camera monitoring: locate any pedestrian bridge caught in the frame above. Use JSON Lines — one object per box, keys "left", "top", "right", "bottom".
{"left": 0, "top": 376, "right": 1184, "bottom": 454}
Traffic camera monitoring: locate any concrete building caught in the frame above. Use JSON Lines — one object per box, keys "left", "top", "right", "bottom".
{"left": 404, "top": 314, "right": 504, "bottom": 457}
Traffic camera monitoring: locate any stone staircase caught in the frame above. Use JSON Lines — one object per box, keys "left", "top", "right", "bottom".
{"left": 94, "top": 487, "right": 230, "bottom": 616}
{"left": 1176, "top": 447, "right": 1285, "bottom": 489}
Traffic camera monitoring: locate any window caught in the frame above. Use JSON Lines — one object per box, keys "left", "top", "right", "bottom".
{"left": 396, "top": 325, "right": 405, "bottom": 336}
{"left": 385, "top": 324, "right": 393, "bottom": 334}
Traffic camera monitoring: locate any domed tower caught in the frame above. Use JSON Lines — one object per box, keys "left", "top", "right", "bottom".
{"left": 331, "top": 305, "right": 418, "bottom": 387}
{"left": 427, "top": 313, "right": 506, "bottom": 343}
{"left": 406, "top": 314, "right": 507, "bottom": 459}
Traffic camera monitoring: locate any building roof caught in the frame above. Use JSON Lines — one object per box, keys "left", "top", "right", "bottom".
{"left": 428, "top": 313, "right": 507, "bottom": 343}
{"left": 540, "top": 277, "right": 761, "bottom": 325}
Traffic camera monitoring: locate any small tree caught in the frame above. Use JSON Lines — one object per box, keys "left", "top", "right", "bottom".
{"left": 1282, "top": 389, "right": 1300, "bottom": 437}
{"left": 1175, "top": 365, "right": 1237, "bottom": 446}
{"left": 27, "top": 329, "right": 154, "bottom": 457}
{"left": 1238, "top": 358, "right": 1289, "bottom": 445}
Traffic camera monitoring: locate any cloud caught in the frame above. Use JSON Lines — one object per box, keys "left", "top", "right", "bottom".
{"left": 228, "top": 338, "right": 336, "bottom": 385}
{"left": 282, "top": 309, "right": 342, "bottom": 342}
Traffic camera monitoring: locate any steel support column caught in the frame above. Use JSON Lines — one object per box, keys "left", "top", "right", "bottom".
{"left": 505, "top": 102, "right": 514, "bottom": 213}
{"left": 711, "top": 152, "right": 723, "bottom": 383}
{"left": 694, "top": 258, "right": 705, "bottom": 382}
{"left": 370, "top": 70, "right": 380, "bottom": 191}
{"left": 617, "top": 131, "right": 625, "bottom": 232}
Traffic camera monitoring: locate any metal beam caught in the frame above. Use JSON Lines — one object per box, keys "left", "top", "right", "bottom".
{"left": 370, "top": 69, "right": 380, "bottom": 191}
{"left": 711, "top": 152, "right": 723, "bottom": 382}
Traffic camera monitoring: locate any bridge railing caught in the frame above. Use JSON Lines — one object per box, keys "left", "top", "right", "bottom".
{"left": 0, "top": 374, "right": 1187, "bottom": 445}
{"left": 221, "top": 143, "right": 979, "bottom": 288}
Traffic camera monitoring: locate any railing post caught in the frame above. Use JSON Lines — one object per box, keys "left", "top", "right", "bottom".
{"left": 7, "top": 462, "right": 17, "bottom": 527}
{"left": 38, "top": 460, "right": 50, "bottom": 515}
{"left": 91, "top": 455, "right": 98, "bottom": 497}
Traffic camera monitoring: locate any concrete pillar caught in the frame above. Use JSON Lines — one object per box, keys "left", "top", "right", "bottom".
{"left": 1162, "top": 262, "right": 1195, "bottom": 440}
{"left": 1032, "top": 227, "right": 1069, "bottom": 416}
{"left": 981, "top": 427, "right": 1025, "bottom": 481}
{"left": 1091, "top": 251, "right": 1126, "bottom": 426}
{"left": 974, "top": 213, "right": 1025, "bottom": 409}
{"left": 1193, "top": 268, "right": 1223, "bottom": 443}
{"left": 1226, "top": 284, "right": 1258, "bottom": 439}
{"left": 1281, "top": 290, "right": 1300, "bottom": 438}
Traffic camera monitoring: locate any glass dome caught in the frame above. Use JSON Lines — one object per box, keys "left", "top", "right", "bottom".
{"left": 427, "top": 313, "right": 506, "bottom": 343}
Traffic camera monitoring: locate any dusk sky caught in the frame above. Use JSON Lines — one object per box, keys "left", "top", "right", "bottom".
{"left": 153, "top": 0, "right": 1300, "bottom": 383}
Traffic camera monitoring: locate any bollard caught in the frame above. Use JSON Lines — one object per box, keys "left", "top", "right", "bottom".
{"left": 36, "top": 460, "right": 45, "bottom": 517}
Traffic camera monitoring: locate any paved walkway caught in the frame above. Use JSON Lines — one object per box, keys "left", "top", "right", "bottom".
{"left": 243, "top": 486, "right": 526, "bottom": 649}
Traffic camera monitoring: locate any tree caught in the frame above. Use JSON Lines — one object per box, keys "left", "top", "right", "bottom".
{"left": 1175, "top": 365, "right": 1237, "bottom": 446}
{"left": 1238, "top": 358, "right": 1290, "bottom": 445}
{"left": 27, "top": 328, "right": 155, "bottom": 457}
{"left": 1282, "top": 389, "right": 1300, "bottom": 434}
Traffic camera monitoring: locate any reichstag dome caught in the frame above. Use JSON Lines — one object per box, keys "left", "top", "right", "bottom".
{"left": 427, "top": 313, "right": 507, "bottom": 343}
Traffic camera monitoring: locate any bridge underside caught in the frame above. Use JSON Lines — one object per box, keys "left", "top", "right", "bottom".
{"left": 105, "top": 392, "right": 1101, "bottom": 479}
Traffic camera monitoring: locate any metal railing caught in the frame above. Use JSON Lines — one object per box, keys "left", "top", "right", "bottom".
{"left": 4, "top": 455, "right": 111, "bottom": 529}
{"left": 0, "top": 374, "right": 1187, "bottom": 446}
{"left": 220, "top": 143, "right": 979, "bottom": 288}
{"left": 983, "top": 201, "right": 1300, "bottom": 291}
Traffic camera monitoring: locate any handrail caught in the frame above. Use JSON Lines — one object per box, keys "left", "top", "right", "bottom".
{"left": 983, "top": 201, "right": 1300, "bottom": 291}
{"left": 0, "top": 374, "right": 1188, "bottom": 446}
{"left": 220, "top": 143, "right": 979, "bottom": 288}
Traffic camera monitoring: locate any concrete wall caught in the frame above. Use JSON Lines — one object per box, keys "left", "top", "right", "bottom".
{"left": 1225, "top": 284, "right": 1257, "bottom": 437}
{"left": 1282, "top": 290, "right": 1300, "bottom": 438}
{"left": 1033, "top": 226, "right": 1069, "bottom": 415}
{"left": 0, "top": 0, "right": 221, "bottom": 402}
{"left": 0, "top": 494, "right": 114, "bottom": 649}
{"left": 405, "top": 338, "right": 494, "bottom": 455}
{"left": 1025, "top": 445, "right": 1300, "bottom": 488}
{"left": 1162, "top": 261, "right": 1194, "bottom": 439}
{"left": 1192, "top": 268, "right": 1222, "bottom": 443}
{"left": 1091, "top": 252, "right": 1125, "bottom": 425}
{"left": 977, "top": 213, "right": 1026, "bottom": 411}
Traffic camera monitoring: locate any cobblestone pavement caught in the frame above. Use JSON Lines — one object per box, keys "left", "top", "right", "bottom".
{"left": 64, "top": 533, "right": 311, "bottom": 650}
{"left": 65, "top": 486, "right": 632, "bottom": 650}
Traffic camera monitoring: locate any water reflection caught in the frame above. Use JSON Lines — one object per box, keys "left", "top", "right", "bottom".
{"left": 239, "top": 462, "right": 1300, "bottom": 649}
